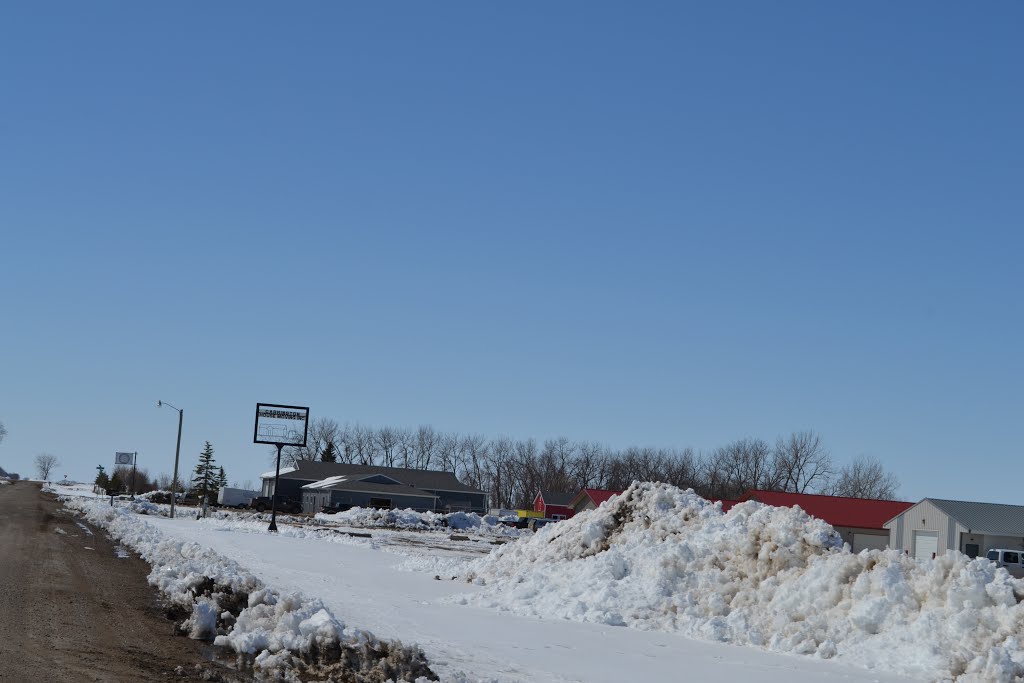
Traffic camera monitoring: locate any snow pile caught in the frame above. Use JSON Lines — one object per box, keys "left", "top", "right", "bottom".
{"left": 136, "top": 489, "right": 173, "bottom": 501}
{"left": 42, "top": 481, "right": 105, "bottom": 498}
{"left": 316, "top": 506, "right": 525, "bottom": 537}
{"left": 126, "top": 499, "right": 162, "bottom": 515}
{"left": 457, "top": 481, "right": 1024, "bottom": 681}
{"left": 63, "top": 497, "right": 436, "bottom": 682}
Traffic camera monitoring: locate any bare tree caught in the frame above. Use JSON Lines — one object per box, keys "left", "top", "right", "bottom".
{"left": 572, "top": 441, "right": 606, "bottom": 489}
{"left": 156, "top": 472, "right": 185, "bottom": 491}
{"left": 414, "top": 426, "right": 439, "bottom": 470}
{"left": 774, "top": 431, "right": 833, "bottom": 494}
{"left": 348, "top": 423, "right": 377, "bottom": 465}
{"left": 663, "top": 447, "right": 703, "bottom": 492}
{"left": 34, "top": 453, "right": 60, "bottom": 481}
{"left": 112, "top": 465, "right": 156, "bottom": 494}
{"left": 704, "top": 438, "right": 781, "bottom": 499}
{"left": 395, "top": 428, "right": 415, "bottom": 469}
{"left": 437, "top": 432, "right": 461, "bottom": 473}
{"left": 487, "top": 436, "right": 518, "bottom": 509}
{"left": 829, "top": 456, "right": 900, "bottom": 500}
{"left": 458, "top": 434, "right": 490, "bottom": 490}
{"left": 0, "top": 420, "right": 7, "bottom": 445}
{"left": 282, "top": 417, "right": 340, "bottom": 467}
{"left": 375, "top": 427, "right": 399, "bottom": 468}
{"left": 512, "top": 438, "right": 539, "bottom": 508}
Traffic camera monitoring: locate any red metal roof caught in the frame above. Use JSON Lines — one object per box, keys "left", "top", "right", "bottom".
{"left": 709, "top": 498, "right": 739, "bottom": 512}
{"left": 569, "top": 488, "right": 623, "bottom": 509}
{"left": 740, "top": 490, "right": 914, "bottom": 530}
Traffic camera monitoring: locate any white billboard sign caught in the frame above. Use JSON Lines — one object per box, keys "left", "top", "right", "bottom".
{"left": 254, "top": 403, "right": 309, "bottom": 446}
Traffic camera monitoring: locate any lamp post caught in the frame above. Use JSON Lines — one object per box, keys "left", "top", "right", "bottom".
{"left": 157, "top": 400, "right": 184, "bottom": 519}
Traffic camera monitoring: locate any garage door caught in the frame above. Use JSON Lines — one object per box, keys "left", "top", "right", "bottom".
{"left": 913, "top": 531, "right": 938, "bottom": 561}
{"left": 853, "top": 534, "right": 889, "bottom": 552}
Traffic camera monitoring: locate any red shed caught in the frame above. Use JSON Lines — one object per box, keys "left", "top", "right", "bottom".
{"left": 534, "top": 490, "right": 576, "bottom": 520}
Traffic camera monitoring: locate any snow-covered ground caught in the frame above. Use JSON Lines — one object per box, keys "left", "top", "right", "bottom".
{"left": 50, "top": 481, "right": 930, "bottom": 683}
{"left": 142, "top": 513, "right": 919, "bottom": 683}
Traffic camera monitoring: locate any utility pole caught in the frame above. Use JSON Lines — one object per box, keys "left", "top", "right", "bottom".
{"left": 171, "top": 410, "right": 182, "bottom": 518}
{"left": 130, "top": 451, "right": 138, "bottom": 500}
{"left": 158, "top": 401, "right": 184, "bottom": 519}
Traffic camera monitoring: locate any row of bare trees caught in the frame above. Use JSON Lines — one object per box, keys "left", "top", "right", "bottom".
{"left": 278, "top": 420, "right": 900, "bottom": 508}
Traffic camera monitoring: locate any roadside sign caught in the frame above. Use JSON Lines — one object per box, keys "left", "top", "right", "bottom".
{"left": 254, "top": 403, "right": 309, "bottom": 447}
{"left": 255, "top": 402, "right": 310, "bottom": 533}
{"left": 114, "top": 452, "right": 135, "bottom": 465}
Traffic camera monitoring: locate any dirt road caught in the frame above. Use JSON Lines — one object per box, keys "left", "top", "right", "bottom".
{"left": 0, "top": 482, "right": 237, "bottom": 682}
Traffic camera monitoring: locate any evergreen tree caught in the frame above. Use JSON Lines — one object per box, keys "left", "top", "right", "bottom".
{"left": 191, "top": 441, "right": 219, "bottom": 502}
{"left": 109, "top": 471, "right": 124, "bottom": 493}
{"left": 321, "top": 440, "right": 337, "bottom": 463}
{"left": 218, "top": 466, "right": 228, "bottom": 491}
{"left": 95, "top": 471, "right": 109, "bottom": 489}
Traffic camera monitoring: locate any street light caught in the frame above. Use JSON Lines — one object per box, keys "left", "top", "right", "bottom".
{"left": 157, "top": 400, "right": 184, "bottom": 519}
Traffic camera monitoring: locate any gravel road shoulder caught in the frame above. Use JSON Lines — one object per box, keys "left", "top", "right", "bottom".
{"left": 0, "top": 482, "right": 240, "bottom": 682}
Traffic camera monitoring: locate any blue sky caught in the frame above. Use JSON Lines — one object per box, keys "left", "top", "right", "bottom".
{"left": 1, "top": 2, "right": 1021, "bottom": 503}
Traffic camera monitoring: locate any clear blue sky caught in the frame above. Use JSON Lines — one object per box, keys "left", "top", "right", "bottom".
{"left": 1, "top": 2, "right": 1021, "bottom": 503}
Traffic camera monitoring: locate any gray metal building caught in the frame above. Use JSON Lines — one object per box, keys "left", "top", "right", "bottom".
{"left": 260, "top": 461, "right": 487, "bottom": 514}
{"left": 885, "top": 498, "right": 1024, "bottom": 561}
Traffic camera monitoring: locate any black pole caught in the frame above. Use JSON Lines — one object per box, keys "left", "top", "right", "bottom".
{"left": 130, "top": 451, "right": 137, "bottom": 500}
{"left": 268, "top": 443, "right": 283, "bottom": 532}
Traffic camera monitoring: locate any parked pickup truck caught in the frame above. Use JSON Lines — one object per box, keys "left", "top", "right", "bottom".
{"left": 248, "top": 495, "right": 303, "bottom": 514}
{"left": 986, "top": 549, "right": 1024, "bottom": 578}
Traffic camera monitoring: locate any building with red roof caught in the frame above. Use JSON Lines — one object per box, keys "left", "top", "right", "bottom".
{"left": 739, "top": 489, "right": 913, "bottom": 552}
{"left": 533, "top": 490, "right": 576, "bottom": 520}
{"left": 569, "top": 488, "right": 623, "bottom": 516}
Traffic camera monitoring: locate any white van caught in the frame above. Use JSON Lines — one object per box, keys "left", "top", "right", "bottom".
{"left": 985, "top": 549, "right": 1024, "bottom": 578}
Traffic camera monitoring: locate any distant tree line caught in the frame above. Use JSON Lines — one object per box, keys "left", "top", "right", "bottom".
{"left": 275, "top": 419, "right": 901, "bottom": 509}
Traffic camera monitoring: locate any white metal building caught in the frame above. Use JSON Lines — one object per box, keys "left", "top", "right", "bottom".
{"left": 884, "top": 498, "right": 1024, "bottom": 561}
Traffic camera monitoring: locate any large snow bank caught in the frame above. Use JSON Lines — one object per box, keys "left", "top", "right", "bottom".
{"left": 63, "top": 497, "right": 436, "bottom": 682}
{"left": 456, "top": 481, "right": 1024, "bottom": 681}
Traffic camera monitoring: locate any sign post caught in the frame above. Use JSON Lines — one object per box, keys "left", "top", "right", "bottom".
{"left": 254, "top": 403, "right": 309, "bottom": 532}
{"left": 115, "top": 452, "right": 137, "bottom": 499}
